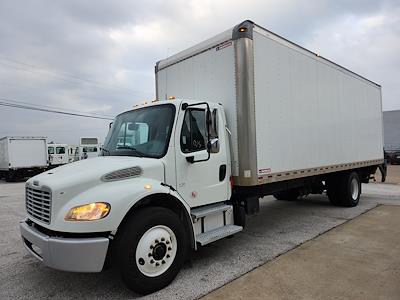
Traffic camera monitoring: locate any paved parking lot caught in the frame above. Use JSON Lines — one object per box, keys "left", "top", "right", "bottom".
{"left": 205, "top": 205, "right": 400, "bottom": 299}
{"left": 1, "top": 180, "right": 399, "bottom": 299}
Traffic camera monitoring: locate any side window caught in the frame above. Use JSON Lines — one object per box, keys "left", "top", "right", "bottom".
{"left": 48, "top": 147, "right": 54, "bottom": 154}
{"left": 181, "top": 109, "right": 207, "bottom": 153}
{"left": 56, "top": 147, "right": 65, "bottom": 154}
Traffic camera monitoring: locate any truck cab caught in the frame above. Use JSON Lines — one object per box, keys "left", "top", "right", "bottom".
{"left": 20, "top": 99, "right": 239, "bottom": 294}
{"left": 48, "top": 143, "right": 69, "bottom": 167}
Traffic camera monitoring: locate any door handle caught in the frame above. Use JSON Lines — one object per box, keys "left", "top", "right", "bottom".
{"left": 219, "top": 164, "right": 226, "bottom": 181}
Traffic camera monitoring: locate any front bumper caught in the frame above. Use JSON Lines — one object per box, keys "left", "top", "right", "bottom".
{"left": 20, "top": 220, "right": 109, "bottom": 272}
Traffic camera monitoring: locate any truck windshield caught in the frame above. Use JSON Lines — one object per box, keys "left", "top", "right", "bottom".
{"left": 103, "top": 104, "right": 175, "bottom": 158}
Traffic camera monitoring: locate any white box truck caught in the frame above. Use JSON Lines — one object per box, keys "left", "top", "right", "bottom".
{"left": 0, "top": 136, "right": 48, "bottom": 181}
{"left": 20, "top": 20, "right": 384, "bottom": 294}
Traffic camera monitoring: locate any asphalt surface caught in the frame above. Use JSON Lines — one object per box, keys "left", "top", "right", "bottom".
{"left": 1, "top": 181, "right": 399, "bottom": 299}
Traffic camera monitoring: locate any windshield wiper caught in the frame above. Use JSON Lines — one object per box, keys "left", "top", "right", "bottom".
{"left": 116, "top": 146, "right": 144, "bottom": 157}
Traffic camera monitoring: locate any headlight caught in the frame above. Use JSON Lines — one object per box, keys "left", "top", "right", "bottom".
{"left": 65, "top": 202, "right": 110, "bottom": 221}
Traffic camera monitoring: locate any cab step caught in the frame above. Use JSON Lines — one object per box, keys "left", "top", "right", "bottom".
{"left": 191, "top": 203, "right": 231, "bottom": 219}
{"left": 196, "top": 224, "right": 243, "bottom": 246}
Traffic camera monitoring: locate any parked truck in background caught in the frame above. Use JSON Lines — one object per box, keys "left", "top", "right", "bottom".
{"left": 47, "top": 143, "right": 69, "bottom": 167}
{"left": 67, "top": 145, "right": 79, "bottom": 163}
{"left": 78, "top": 137, "right": 99, "bottom": 160}
{"left": 0, "top": 136, "right": 48, "bottom": 181}
{"left": 20, "top": 20, "right": 385, "bottom": 294}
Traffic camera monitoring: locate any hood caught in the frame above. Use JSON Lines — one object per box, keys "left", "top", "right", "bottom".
{"left": 27, "top": 156, "right": 165, "bottom": 193}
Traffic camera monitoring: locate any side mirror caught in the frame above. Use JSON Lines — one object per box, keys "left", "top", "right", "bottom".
{"left": 207, "top": 138, "right": 219, "bottom": 154}
{"left": 109, "top": 122, "right": 113, "bottom": 129}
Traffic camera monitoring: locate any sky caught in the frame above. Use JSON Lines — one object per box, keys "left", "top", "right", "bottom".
{"left": 0, "top": 0, "right": 399, "bottom": 145}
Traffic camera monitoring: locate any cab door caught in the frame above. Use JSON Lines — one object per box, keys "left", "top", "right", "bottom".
{"left": 175, "top": 103, "right": 229, "bottom": 208}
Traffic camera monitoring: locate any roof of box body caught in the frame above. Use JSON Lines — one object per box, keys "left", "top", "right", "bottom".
{"left": 155, "top": 20, "right": 381, "bottom": 88}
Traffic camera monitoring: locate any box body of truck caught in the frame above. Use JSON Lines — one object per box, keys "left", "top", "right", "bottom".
{"left": 0, "top": 136, "right": 48, "bottom": 180}
{"left": 155, "top": 20, "right": 384, "bottom": 187}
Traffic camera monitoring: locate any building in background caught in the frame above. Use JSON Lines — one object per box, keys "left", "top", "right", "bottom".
{"left": 383, "top": 110, "right": 400, "bottom": 164}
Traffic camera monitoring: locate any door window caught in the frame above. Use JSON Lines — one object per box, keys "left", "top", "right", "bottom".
{"left": 48, "top": 147, "right": 54, "bottom": 154}
{"left": 181, "top": 109, "right": 207, "bottom": 153}
{"left": 56, "top": 147, "right": 65, "bottom": 154}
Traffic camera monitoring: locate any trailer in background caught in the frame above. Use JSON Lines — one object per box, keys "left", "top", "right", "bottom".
{"left": 0, "top": 136, "right": 48, "bottom": 181}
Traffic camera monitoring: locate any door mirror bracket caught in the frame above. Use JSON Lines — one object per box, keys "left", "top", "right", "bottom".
{"left": 208, "top": 138, "right": 219, "bottom": 154}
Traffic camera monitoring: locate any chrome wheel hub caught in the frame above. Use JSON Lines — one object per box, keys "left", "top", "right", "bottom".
{"left": 135, "top": 225, "right": 177, "bottom": 277}
{"left": 351, "top": 177, "right": 359, "bottom": 200}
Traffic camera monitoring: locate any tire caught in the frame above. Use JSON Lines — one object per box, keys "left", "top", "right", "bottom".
{"left": 326, "top": 177, "right": 342, "bottom": 206}
{"left": 114, "top": 207, "right": 188, "bottom": 295}
{"left": 273, "top": 189, "right": 299, "bottom": 201}
{"left": 327, "top": 172, "right": 361, "bottom": 207}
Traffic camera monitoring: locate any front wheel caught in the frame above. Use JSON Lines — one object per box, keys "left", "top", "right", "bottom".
{"left": 115, "top": 207, "right": 188, "bottom": 295}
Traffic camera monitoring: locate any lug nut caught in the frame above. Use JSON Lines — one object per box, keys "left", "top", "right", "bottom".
{"left": 138, "top": 258, "right": 145, "bottom": 265}
{"left": 166, "top": 254, "right": 170, "bottom": 258}
{"left": 156, "top": 262, "right": 160, "bottom": 267}
{"left": 161, "top": 237, "right": 165, "bottom": 241}
{"left": 148, "top": 253, "right": 152, "bottom": 257}
{"left": 166, "top": 241, "right": 170, "bottom": 245}
{"left": 155, "top": 239, "right": 159, "bottom": 243}
{"left": 150, "top": 245, "right": 153, "bottom": 249}
{"left": 150, "top": 259, "right": 154, "bottom": 264}
{"left": 168, "top": 247, "right": 172, "bottom": 251}
{"left": 162, "top": 260, "right": 165, "bottom": 264}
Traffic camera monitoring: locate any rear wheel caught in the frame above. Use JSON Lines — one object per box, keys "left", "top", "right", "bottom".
{"left": 327, "top": 172, "right": 361, "bottom": 207}
{"left": 115, "top": 207, "right": 188, "bottom": 295}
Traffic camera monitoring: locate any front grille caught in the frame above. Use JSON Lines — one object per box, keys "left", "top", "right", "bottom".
{"left": 26, "top": 186, "right": 52, "bottom": 224}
